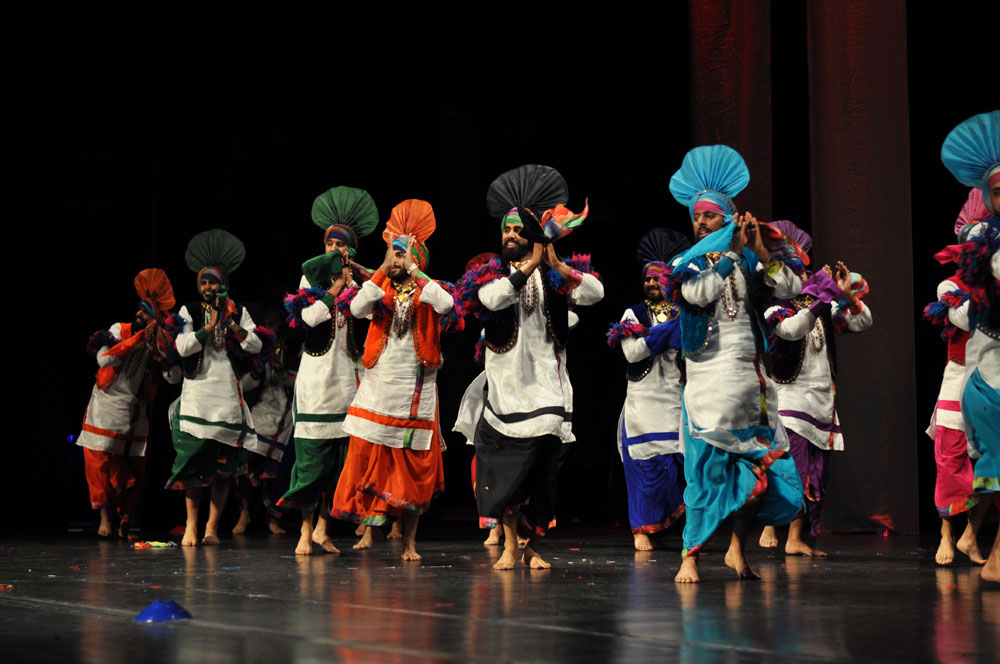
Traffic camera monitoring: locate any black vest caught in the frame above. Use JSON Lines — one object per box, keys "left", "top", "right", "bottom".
{"left": 181, "top": 301, "right": 252, "bottom": 380}
{"left": 484, "top": 266, "right": 569, "bottom": 353}
{"left": 303, "top": 314, "right": 367, "bottom": 360}
{"left": 768, "top": 297, "right": 838, "bottom": 384}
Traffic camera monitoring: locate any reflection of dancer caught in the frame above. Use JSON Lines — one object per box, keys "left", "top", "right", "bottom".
{"left": 606, "top": 228, "right": 689, "bottom": 551}
{"left": 665, "top": 146, "right": 804, "bottom": 583}
{"left": 78, "top": 269, "right": 180, "bottom": 538}
{"left": 167, "top": 229, "right": 263, "bottom": 547}
{"left": 278, "top": 186, "right": 377, "bottom": 555}
{"left": 923, "top": 190, "right": 992, "bottom": 566}
{"left": 758, "top": 220, "right": 872, "bottom": 557}
{"left": 940, "top": 111, "right": 1000, "bottom": 584}
{"left": 332, "top": 200, "right": 453, "bottom": 561}
{"left": 458, "top": 165, "right": 603, "bottom": 570}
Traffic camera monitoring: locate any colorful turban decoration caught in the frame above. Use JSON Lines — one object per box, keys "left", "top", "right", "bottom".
{"left": 669, "top": 145, "right": 749, "bottom": 223}
{"left": 312, "top": 186, "right": 380, "bottom": 255}
{"left": 185, "top": 229, "right": 246, "bottom": 285}
{"left": 941, "top": 110, "right": 1000, "bottom": 215}
{"left": 956, "top": 187, "right": 992, "bottom": 236}
{"left": 134, "top": 268, "right": 175, "bottom": 321}
{"left": 636, "top": 227, "right": 692, "bottom": 278}
{"left": 769, "top": 220, "right": 813, "bottom": 256}
{"left": 382, "top": 199, "right": 436, "bottom": 271}
{"left": 643, "top": 261, "right": 669, "bottom": 281}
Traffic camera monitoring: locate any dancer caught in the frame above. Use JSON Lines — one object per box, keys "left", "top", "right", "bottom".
{"left": 78, "top": 268, "right": 180, "bottom": 538}
{"left": 940, "top": 110, "right": 1000, "bottom": 584}
{"left": 330, "top": 199, "right": 453, "bottom": 561}
{"left": 167, "top": 229, "right": 263, "bottom": 546}
{"left": 923, "top": 189, "right": 993, "bottom": 565}
{"left": 278, "top": 186, "right": 377, "bottom": 555}
{"left": 664, "top": 145, "right": 805, "bottom": 583}
{"left": 758, "top": 220, "right": 873, "bottom": 557}
{"left": 457, "top": 164, "right": 603, "bottom": 570}
{"left": 606, "top": 228, "right": 690, "bottom": 551}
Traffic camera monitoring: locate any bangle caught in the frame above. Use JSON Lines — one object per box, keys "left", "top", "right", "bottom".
{"left": 407, "top": 264, "right": 417, "bottom": 274}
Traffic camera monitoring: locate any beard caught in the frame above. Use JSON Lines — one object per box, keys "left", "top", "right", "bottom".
{"left": 388, "top": 266, "right": 408, "bottom": 283}
{"left": 645, "top": 286, "right": 663, "bottom": 302}
{"left": 501, "top": 241, "right": 530, "bottom": 262}
{"left": 132, "top": 315, "right": 148, "bottom": 332}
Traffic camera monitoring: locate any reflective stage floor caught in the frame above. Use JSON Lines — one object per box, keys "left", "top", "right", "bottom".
{"left": 1, "top": 529, "right": 998, "bottom": 663}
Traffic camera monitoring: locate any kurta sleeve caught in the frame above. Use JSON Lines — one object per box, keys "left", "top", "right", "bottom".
{"left": 680, "top": 263, "right": 725, "bottom": 308}
{"left": 299, "top": 274, "right": 336, "bottom": 328}
{"left": 620, "top": 308, "right": 651, "bottom": 363}
{"left": 479, "top": 274, "right": 520, "bottom": 311}
{"left": 174, "top": 305, "right": 203, "bottom": 358}
{"left": 764, "top": 304, "right": 817, "bottom": 341}
{"left": 351, "top": 274, "right": 386, "bottom": 318}
{"left": 96, "top": 323, "right": 123, "bottom": 367}
{"left": 763, "top": 262, "right": 802, "bottom": 300}
{"left": 570, "top": 272, "right": 604, "bottom": 306}
{"left": 420, "top": 279, "right": 455, "bottom": 315}
{"left": 936, "top": 279, "right": 970, "bottom": 332}
{"left": 835, "top": 301, "right": 873, "bottom": 333}
{"left": 239, "top": 307, "right": 262, "bottom": 353}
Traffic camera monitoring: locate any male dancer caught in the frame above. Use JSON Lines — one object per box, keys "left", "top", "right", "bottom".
{"left": 758, "top": 220, "right": 873, "bottom": 557}
{"left": 168, "top": 229, "right": 262, "bottom": 546}
{"left": 666, "top": 146, "right": 804, "bottom": 583}
{"left": 460, "top": 165, "right": 603, "bottom": 570}
{"left": 940, "top": 110, "right": 1000, "bottom": 584}
{"left": 79, "top": 268, "right": 180, "bottom": 538}
{"left": 278, "top": 186, "right": 377, "bottom": 555}
{"left": 606, "top": 228, "right": 689, "bottom": 551}
{"left": 331, "top": 199, "right": 452, "bottom": 561}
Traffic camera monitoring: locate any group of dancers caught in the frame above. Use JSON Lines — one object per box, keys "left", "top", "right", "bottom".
{"left": 77, "top": 111, "right": 999, "bottom": 583}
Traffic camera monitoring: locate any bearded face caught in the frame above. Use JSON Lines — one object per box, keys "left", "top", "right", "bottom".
{"left": 644, "top": 275, "right": 663, "bottom": 302}
{"left": 501, "top": 223, "right": 531, "bottom": 262}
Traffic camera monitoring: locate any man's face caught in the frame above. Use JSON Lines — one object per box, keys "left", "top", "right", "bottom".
{"left": 199, "top": 278, "right": 221, "bottom": 302}
{"left": 388, "top": 249, "right": 409, "bottom": 282}
{"left": 133, "top": 308, "right": 155, "bottom": 330}
{"left": 501, "top": 223, "right": 530, "bottom": 261}
{"left": 991, "top": 182, "right": 1000, "bottom": 216}
{"left": 692, "top": 210, "right": 725, "bottom": 240}
{"left": 325, "top": 237, "right": 349, "bottom": 255}
{"left": 644, "top": 275, "right": 663, "bottom": 302}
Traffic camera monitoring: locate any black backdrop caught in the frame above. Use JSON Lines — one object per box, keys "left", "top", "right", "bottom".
{"left": 9, "top": 2, "right": 992, "bottom": 537}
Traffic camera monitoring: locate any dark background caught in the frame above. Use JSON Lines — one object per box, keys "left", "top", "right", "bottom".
{"left": 10, "top": 2, "right": 993, "bottom": 538}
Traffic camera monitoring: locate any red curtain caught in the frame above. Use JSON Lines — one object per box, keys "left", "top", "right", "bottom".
{"left": 690, "top": 0, "right": 773, "bottom": 220}
{"left": 808, "top": 0, "right": 916, "bottom": 533}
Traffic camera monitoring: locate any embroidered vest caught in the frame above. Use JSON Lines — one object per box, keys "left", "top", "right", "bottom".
{"left": 768, "top": 296, "right": 839, "bottom": 384}
{"left": 181, "top": 301, "right": 252, "bottom": 379}
{"left": 361, "top": 272, "right": 443, "bottom": 369}
{"left": 484, "top": 266, "right": 569, "bottom": 354}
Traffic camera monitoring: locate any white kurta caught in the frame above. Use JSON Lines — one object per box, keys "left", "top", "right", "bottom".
{"left": 480, "top": 267, "right": 604, "bottom": 443}
{"left": 681, "top": 256, "right": 800, "bottom": 454}
{"left": 765, "top": 300, "right": 873, "bottom": 450}
{"left": 343, "top": 277, "right": 453, "bottom": 451}
{"left": 243, "top": 362, "right": 294, "bottom": 460}
{"left": 175, "top": 304, "right": 261, "bottom": 446}
{"left": 617, "top": 307, "right": 685, "bottom": 461}
{"left": 960, "top": 250, "right": 1000, "bottom": 449}
{"left": 78, "top": 323, "right": 181, "bottom": 456}
{"left": 293, "top": 275, "right": 362, "bottom": 440}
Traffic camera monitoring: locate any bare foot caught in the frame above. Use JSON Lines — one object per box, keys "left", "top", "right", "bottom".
{"left": 522, "top": 546, "right": 551, "bottom": 569}
{"left": 936, "top": 535, "right": 956, "bottom": 566}
{"left": 724, "top": 549, "right": 760, "bottom": 580}
{"left": 982, "top": 554, "right": 1000, "bottom": 583}
{"left": 484, "top": 528, "right": 503, "bottom": 547}
{"left": 401, "top": 547, "right": 422, "bottom": 561}
{"left": 956, "top": 530, "right": 986, "bottom": 565}
{"left": 232, "top": 510, "right": 251, "bottom": 535}
{"left": 353, "top": 527, "right": 374, "bottom": 550}
{"left": 387, "top": 521, "right": 403, "bottom": 540}
{"left": 315, "top": 539, "right": 341, "bottom": 554}
{"left": 182, "top": 525, "right": 198, "bottom": 547}
{"left": 202, "top": 533, "right": 220, "bottom": 546}
{"left": 634, "top": 533, "right": 654, "bottom": 551}
{"left": 98, "top": 508, "right": 112, "bottom": 537}
{"left": 118, "top": 522, "right": 136, "bottom": 541}
{"left": 759, "top": 526, "right": 778, "bottom": 549}
{"left": 267, "top": 518, "right": 286, "bottom": 535}
{"left": 295, "top": 532, "right": 313, "bottom": 555}
{"left": 355, "top": 523, "right": 366, "bottom": 537}
{"left": 493, "top": 547, "right": 517, "bottom": 570}
{"left": 675, "top": 555, "right": 699, "bottom": 583}
{"left": 785, "top": 539, "right": 827, "bottom": 557}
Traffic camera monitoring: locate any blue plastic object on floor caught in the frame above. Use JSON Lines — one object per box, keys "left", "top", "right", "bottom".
{"left": 133, "top": 599, "right": 193, "bottom": 623}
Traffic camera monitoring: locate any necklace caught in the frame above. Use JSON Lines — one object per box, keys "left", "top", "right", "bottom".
{"left": 391, "top": 282, "right": 417, "bottom": 338}
{"left": 647, "top": 299, "right": 677, "bottom": 324}
{"left": 810, "top": 317, "right": 825, "bottom": 353}
{"left": 706, "top": 253, "right": 740, "bottom": 320}
{"left": 511, "top": 262, "right": 538, "bottom": 315}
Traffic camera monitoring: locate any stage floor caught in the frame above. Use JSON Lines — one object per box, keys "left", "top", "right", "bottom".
{"left": 1, "top": 529, "right": 998, "bottom": 663}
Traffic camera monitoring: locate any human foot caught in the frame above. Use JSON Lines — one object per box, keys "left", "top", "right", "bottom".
{"left": 956, "top": 529, "right": 986, "bottom": 565}
{"left": 484, "top": 528, "right": 502, "bottom": 546}
{"left": 202, "top": 533, "right": 220, "bottom": 546}
{"left": 387, "top": 521, "right": 403, "bottom": 540}
{"left": 315, "top": 539, "right": 341, "bottom": 554}
{"left": 674, "top": 556, "right": 699, "bottom": 583}
{"left": 634, "top": 533, "right": 654, "bottom": 551}
{"left": 401, "top": 547, "right": 422, "bottom": 561}
{"left": 724, "top": 549, "right": 760, "bottom": 580}
{"left": 493, "top": 547, "right": 517, "bottom": 570}
{"left": 182, "top": 525, "right": 198, "bottom": 547}
{"left": 522, "top": 546, "right": 551, "bottom": 569}
{"left": 935, "top": 535, "right": 956, "bottom": 565}
{"left": 982, "top": 553, "right": 1000, "bottom": 583}
{"left": 232, "top": 510, "right": 251, "bottom": 534}
{"left": 353, "top": 527, "right": 373, "bottom": 550}
{"left": 267, "top": 518, "right": 286, "bottom": 535}
{"left": 295, "top": 532, "right": 313, "bottom": 555}
{"left": 758, "top": 526, "right": 778, "bottom": 549}
{"left": 98, "top": 508, "right": 112, "bottom": 537}
{"left": 785, "top": 539, "right": 826, "bottom": 557}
